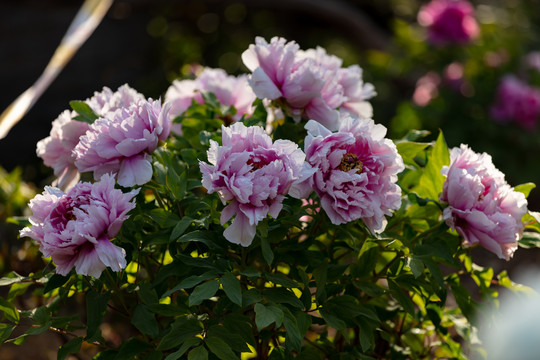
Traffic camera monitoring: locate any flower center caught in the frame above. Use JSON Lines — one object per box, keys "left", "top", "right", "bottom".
{"left": 339, "top": 153, "right": 363, "bottom": 174}
{"left": 247, "top": 157, "right": 266, "bottom": 172}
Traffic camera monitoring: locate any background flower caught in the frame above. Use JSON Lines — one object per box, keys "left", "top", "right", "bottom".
{"left": 440, "top": 145, "right": 527, "bottom": 260}
{"left": 19, "top": 174, "right": 138, "bottom": 277}
{"left": 199, "top": 122, "right": 309, "bottom": 246}
{"left": 418, "top": 0, "right": 480, "bottom": 45}
{"left": 299, "top": 116, "right": 404, "bottom": 233}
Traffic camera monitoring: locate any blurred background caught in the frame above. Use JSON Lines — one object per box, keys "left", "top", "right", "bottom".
{"left": 2, "top": 0, "right": 540, "bottom": 358}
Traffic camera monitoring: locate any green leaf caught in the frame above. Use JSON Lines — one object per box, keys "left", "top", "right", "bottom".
{"left": 162, "top": 271, "right": 217, "bottom": 298}
{"left": 262, "top": 288, "right": 304, "bottom": 309}
{"left": 515, "top": 183, "right": 536, "bottom": 198}
{"left": 409, "top": 257, "right": 425, "bottom": 278}
{"left": 222, "top": 314, "right": 256, "bottom": 347}
{"left": 149, "top": 209, "right": 180, "bottom": 228}
{"left": 115, "top": 338, "right": 153, "bottom": 360}
{"left": 0, "top": 273, "right": 25, "bottom": 286}
{"left": 0, "top": 323, "right": 15, "bottom": 343}
{"left": 415, "top": 131, "right": 450, "bottom": 201}
{"left": 188, "top": 280, "right": 220, "bottom": 306}
{"left": 281, "top": 308, "right": 302, "bottom": 351}
{"left": 260, "top": 236, "right": 274, "bottom": 265}
{"left": 86, "top": 290, "right": 110, "bottom": 341}
{"left": 170, "top": 216, "right": 193, "bottom": 241}
{"left": 69, "top": 101, "right": 99, "bottom": 124}
{"left": 207, "top": 325, "right": 251, "bottom": 352}
{"left": 206, "top": 336, "right": 238, "bottom": 360}
{"left": 166, "top": 166, "right": 187, "bottom": 200}
{"left": 180, "top": 149, "right": 199, "bottom": 165}
{"left": 131, "top": 305, "right": 159, "bottom": 337}
{"left": 141, "top": 350, "right": 162, "bottom": 360}
{"left": 157, "top": 317, "right": 202, "bottom": 351}
{"left": 188, "top": 346, "right": 208, "bottom": 360}
{"left": 220, "top": 273, "right": 242, "bottom": 307}
{"left": 396, "top": 141, "right": 429, "bottom": 166}
{"left": 319, "top": 308, "right": 346, "bottom": 330}
{"left": 177, "top": 230, "right": 222, "bottom": 250}
{"left": 31, "top": 306, "right": 50, "bottom": 324}
{"left": 0, "top": 297, "right": 19, "bottom": 323}
{"left": 8, "top": 282, "right": 32, "bottom": 300}
{"left": 58, "top": 337, "right": 83, "bottom": 360}
{"left": 388, "top": 279, "right": 416, "bottom": 316}
{"left": 265, "top": 273, "right": 300, "bottom": 288}
{"left": 519, "top": 232, "right": 540, "bottom": 248}
{"left": 164, "top": 337, "right": 201, "bottom": 360}
{"left": 254, "top": 303, "right": 283, "bottom": 330}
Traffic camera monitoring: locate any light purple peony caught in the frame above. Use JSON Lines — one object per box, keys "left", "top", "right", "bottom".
{"left": 85, "top": 84, "right": 145, "bottom": 117}
{"left": 74, "top": 99, "right": 171, "bottom": 187}
{"left": 19, "top": 174, "right": 139, "bottom": 277}
{"left": 165, "top": 68, "right": 256, "bottom": 126}
{"left": 418, "top": 0, "right": 480, "bottom": 46}
{"left": 440, "top": 145, "right": 527, "bottom": 260}
{"left": 36, "top": 110, "right": 90, "bottom": 190}
{"left": 242, "top": 37, "right": 375, "bottom": 131}
{"left": 490, "top": 75, "right": 540, "bottom": 130}
{"left": 199, "top": 122, "right": 310, "bottom": 246}
{"left": 294, "top": 117, "right": 404, "bottom": 233}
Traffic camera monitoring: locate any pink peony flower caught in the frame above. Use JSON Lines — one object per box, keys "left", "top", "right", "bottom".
{"left": 490, "top": 75, "right": 540, "bottom": 130}
{"left": 36, "top": 110, "right": 89, "bottom": 190}
{"left": 165, "top": 68, "right": 256, "bottom": 123}
{"left": 295, "top": 116, "right": 404, "bottom": 233}
{"left": 74, "top": 99, "right": 171, "bottom": 187}
{"left": 242, "top": 37, "right": 375, "bottom": 131}
{"left": 19, "top": 174, "right": 139, "bottom": 277}
{"left": 418, "top": 0, "right": 480, "bottom": 45}
{"left": 85, "top": 84, "right": 145, "bottom": 117}
{"left": 440, "top": 145, "right": 527, "bottom": 260}
{"left": 199, "top": 122, "right": 310, "bottom": 246}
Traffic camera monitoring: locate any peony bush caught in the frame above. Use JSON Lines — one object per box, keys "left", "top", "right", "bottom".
{"left": 3, "top": 34, "right": 540, "bottom": 360}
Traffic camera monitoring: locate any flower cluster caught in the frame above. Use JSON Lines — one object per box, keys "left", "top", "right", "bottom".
{"left": 36, "top": 84, "right": 171, "bottom": 189}
{"left": 418, "top": 0, "right": 480, "bottom": 46}
{"left": 490, "top": 75, "right": 540, "bottom": 130}
{"left": 20, "top": 174, "right": 138, "bottom": 277}
{"left": 242, "top": 36, "right": 375, "bottom": 130}
{"left": 440, "top": 145, "right": 527, "bottom": 260}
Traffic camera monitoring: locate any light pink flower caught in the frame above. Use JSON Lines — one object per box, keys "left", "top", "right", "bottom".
{"left": 418, "top": 0, "right": 480, "bottom": 45}
{"left": 295, "top": 117, "right": 404, "bottom": 233}
{"left": 413, "top": 72, "right": 441, "bottom": 106}
{"left": 199, "top": 122, "right": 310, "bottom": 246}
{"left": 36, "top": 110, "right": 89, "bottom": 190}
{"left": 440, "top": 145, "right": 527, "bottom": 260}
{"left": 19, "top": 174, "right": 139, "bottom": 277}
{"left": 85, "top": 84, "right": 145, "bottom": 117}
{"left": 242, "top": 37, "right": 375, "bottom": 130}
{"left": 491, "top": 75, "right": 540, "bottom": 130}
{"left": 165, "top": 68, "right": 256, "bottom": 123}
{"left": 74, "top": 99, "right": 171, "bottom": 187}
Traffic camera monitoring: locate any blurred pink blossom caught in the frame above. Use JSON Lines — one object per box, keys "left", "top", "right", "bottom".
{"left": 418, "top": 0, "right": 480, "bottom": 46}
{"left": 74, "top": 99, "right": 171, "bottom": 187}
{"left": 491, "top": 75, "right": 540, "bottom": 130}
{"left": 199, "top": 122, "right": 311, "bottom": 246}
{"left": 295, "top": 116, "right": 404, "bottom": 233}
{"left": 20, "top": 174, "right": 138, "bottom": 277}
{"left": 165, "top": 68, "right": 257, "bottom": 135}
{"left": 413, "top": 72, "right": 441, "bottom": 106}
{"left": 440, "top": 145, "right": 527, "bottom": 260}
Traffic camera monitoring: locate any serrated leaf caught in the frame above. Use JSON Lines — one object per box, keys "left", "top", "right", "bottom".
{"left": 58, "top": 337, "right": 83, "bottom": 360}
{"left": 131, "top": 305, "right": 159, "bottom": 338}
{"left": 189, "top": 280, "right": 220, "bottom": 306}
{"left": 206, "top": 336, "right": 238, "bottom": 360}
{"left": 220, "top": 273, "right": 242, "bottom": 307}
